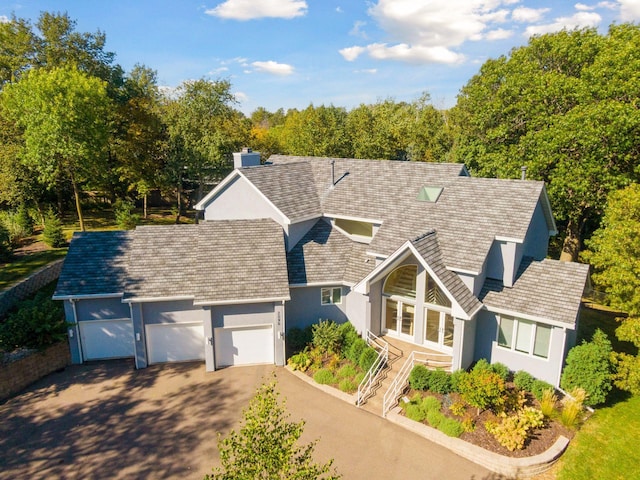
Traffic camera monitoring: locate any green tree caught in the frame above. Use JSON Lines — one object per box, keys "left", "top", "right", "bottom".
{"left": 452, "top": 25, "right": 640, "bottom": 260}
{"left": 206, "top": 380, "right": 340, "bottom": 480}
{"left": 1, "top": 66, "right": 112, "bottom": 231}
{"left": 0, "top": 16, "right": 38, "bottom": 86}
{"left": 560, "top": 329, "right": 614, "bottom": 406}
{"left": 583, "top": 184, "right": 640, "bottom": 395}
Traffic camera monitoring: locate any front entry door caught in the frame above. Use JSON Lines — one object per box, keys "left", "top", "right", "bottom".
{"left": 424, "top": 308, "right": 454, "bottom": 352}
{"left": 384, "top": 299, "right": 415, "bottom": 340}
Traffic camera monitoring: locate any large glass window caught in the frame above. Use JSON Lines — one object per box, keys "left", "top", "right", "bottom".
{"left": 383, "top": 265, "right": 417, "bottom": 299}
{"left": 497, "top": 315, "right": 552, "bottom": 359}
{"left": 425, "top": 275, "right": 451, "bottom": 308}
{"left": 321, "top": 287, "right": 341, "bottom": 305}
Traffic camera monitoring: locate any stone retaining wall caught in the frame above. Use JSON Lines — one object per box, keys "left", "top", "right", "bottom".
{"left": 0, "top": 342, "right": 70, "bottom": 401}
{"left": 0, "top": 259, "right": 64, "bottom": 317}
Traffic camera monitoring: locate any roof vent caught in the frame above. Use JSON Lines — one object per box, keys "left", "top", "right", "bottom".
{"left": 417, "top": 186, "right": 443, "bottom": 202}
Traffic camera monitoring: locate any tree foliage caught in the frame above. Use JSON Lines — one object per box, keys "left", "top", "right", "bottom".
{"left": 452, "top": 25, "right": 640, "bottom": 260}
{"left": 206, "top": 380, "right": 340, "bottom": 480}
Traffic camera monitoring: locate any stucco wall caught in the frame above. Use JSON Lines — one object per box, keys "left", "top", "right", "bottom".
{"left": 142, "top": 300, "right": 209, "bottom": 324}
{"left": 286, "top": 218, "right": 320, "bottom": 251}
{"left": 475, "top": 309, "right": 567, "bottom": 386}
{"left": 285, "top": 286, "right": 348, "bottom": 330}
{"left": 345, "top": 290, "right": 368, "bottom": 334}
{"left": 523, "top": 201, "right": 551, "bottom": 260}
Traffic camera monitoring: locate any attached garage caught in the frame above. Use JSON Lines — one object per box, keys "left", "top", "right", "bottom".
{"left": 79, "top": 319, "right": 134, "bottom": 361}
{"left": 146, "top": 322, "right": 205, "bottom": 364}
{"left": 214, "top": 324, "right": 274, "bottom": 367}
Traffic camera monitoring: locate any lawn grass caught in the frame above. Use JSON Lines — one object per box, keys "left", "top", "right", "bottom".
{"left": 557, "top": 393, "right": 640, "bottom": 480}
{"left": 0, "top": 248, "right": 68, "bottom": 290}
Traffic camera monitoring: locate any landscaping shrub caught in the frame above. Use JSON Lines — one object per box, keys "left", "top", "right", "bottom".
{"left": 0, "top": 224, "right": 12, "bottom": 261}
{"left": 358, "top": 346, "right": 378, "bottom": 372}
{"left": 560, "top": 387, "right": 586, "bottom": 429}
{"left": 426, "top": 409, "right": 445, "bottom": 428}
{"left": 531, "top": 379, "right": 555, "bottom": 401}
{"left": 313, "top": 368, "right": 336, "bottom": 385}
{"left": 327, "top": 353, "right": 341, "bottom": 371}
{"left": 472, "top": 358, "right": 492, "bottom": 373}
{"left": 15, "top": 203, "right": 34, "bottom": 235}
{"left": 114, "top": 199, "right": 140, "bottom": 230}
{"left": 422, "top": 395, "right": 441, "bottom": 412}
{"left": 540, "top": 389, "right": 558, "bottom": 418}
{"left": 502, "top": 388, "right": 527, "bottom": 413}
{"left": 514, "top": 370, "right": 535, "bottom": 392}
{"left": 449, "top": 401, "right": 467, "bottom": 417}
{"left": 405, "top": 403, "right": 427, "bottom": 422}
{"left": 346, "top": 337, "right": 367, "bottom": 364}
{"left": 458, "top": 367, "right": 506, "bottom": 413}
{"left": 42, "top": 210, "right": 65, "bottom": 247}
{"left": 408, "top": 364, "right": 431, "bottom": 390}
{"left": 438, "top": 417, "right": 465, "bottom": 438}
{"left": 428, "top": 368, "right": 452, "bottom": 394}
{"left": 0, "top": 289, "right": 66, "bottom": 350}
{"left": 337, "top": 363, "right": 357, "bottom": 379}
{"left": 338, "top": 322, "right": 359, "bottom": 355}
{"left": 286, "top": 326, "right": 313, "bottom": 354}
{"left": 561, "top": 329, "right": 614, "bottom": 406}
{"left": 287, "top": 350, "right": 312, "bottom": 372}
{"left": 312, "top": 320, "right": 342, "bottom": 354}
{"left": 338, "top": 378, "right": 357, "bottom": 393}
{"left": 491, "top": 362, "right": 510, "bottom": 382}
{"left": 449, "top": 369, "right": 467, "bottom": 393}
{"left": 353, "top": 372, "right": 365, "bottom": 385}
{"left": 485, "top": 407, "right": 544, "bottom": 451}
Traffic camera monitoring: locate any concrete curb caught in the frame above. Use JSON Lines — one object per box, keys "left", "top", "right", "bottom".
{"left": 284, "top": 366, "right": 568, "bottom": 479}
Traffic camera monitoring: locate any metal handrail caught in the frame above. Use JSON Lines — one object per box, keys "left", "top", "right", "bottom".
{"left": 356, "top": 331, "right": 389, "bottom": 406}
{"left": 381, "top": 350, "right": 452, "bottom": 417}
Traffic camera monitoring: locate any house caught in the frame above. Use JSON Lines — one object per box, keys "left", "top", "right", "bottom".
{"left": 54, "top": 151, "right": 589, "bottom": 386}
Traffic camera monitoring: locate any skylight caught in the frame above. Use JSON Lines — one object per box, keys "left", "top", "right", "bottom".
{"left": 417, "top": 186, "right": 443, "bottom": 202}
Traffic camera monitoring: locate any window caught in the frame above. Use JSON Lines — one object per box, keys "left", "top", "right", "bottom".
{"left": 497, "top": 315, "right": 552, "bottom": 359}
{"left": 334, "top": 218, "right": 373, "bottom": 238}
{"left": 425, "top": 274, "right": 451, "bottom": 308}
{"left": 383, "top": 265, "right": 417, "bottom": 299}
{"left": 321, "top": 287, "right": 341, "bottom": 305}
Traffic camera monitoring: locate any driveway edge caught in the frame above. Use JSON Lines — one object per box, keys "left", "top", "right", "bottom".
{"left": 285, "top": 366, "right": 568, "bottom": 479}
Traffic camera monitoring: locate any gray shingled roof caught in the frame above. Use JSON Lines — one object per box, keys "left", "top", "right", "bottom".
{"left": 241, "top": 162, "right": 322, "bottom": 221}
{"left": 54, "top": 231, "right": 133, "bottom": 297}
{"left": 194, "top": 219, "right": 290, "bottom": 304}
{"left": 479, "top": 258, "right": 590, "bottom": 325}
{"left": 268, "top": 155, "right": 547, "bottom": 273}
{"left": 122, "top": 220, "right": 289, "bottom": 303}
{"left": 287, "top": 219, "right": 374, "bottom": 285}
{"left": 411, "top": 231, "right": 482, "bottom": 317}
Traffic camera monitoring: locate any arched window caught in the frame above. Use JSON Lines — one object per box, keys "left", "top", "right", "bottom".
{"left": 425, "top": 275, "right": 451, "bottom": 308}
{"left": 383, "top": 265, "right": 417, "bottom": 299}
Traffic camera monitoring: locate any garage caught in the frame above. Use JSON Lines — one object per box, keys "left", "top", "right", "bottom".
{"left": 145, "top": 322, "right": 205, "bottom": 364}
{"left": 214, "top": 325, "right": 274, "bottom": 367}
{"left": 79, "top": 319, "right": 134, "bottom": 361}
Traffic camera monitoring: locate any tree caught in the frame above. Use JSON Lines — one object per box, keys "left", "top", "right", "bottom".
{"left": 1, "top": 66, "right": 111, "bottom": 231}
{"left": 206, "top": 380, "right": 340, "bottom": 480}
{"left": 583, "top": 184, "right": 640, "bottom": 395}
{"left": 451, "top": 25, "right": 640, "bottom": 260}
{"left": 560, "top": 329, "right": 614, "bottom": 406}
{"left": 0, "top": 16, "right": 38, "bottom": 86}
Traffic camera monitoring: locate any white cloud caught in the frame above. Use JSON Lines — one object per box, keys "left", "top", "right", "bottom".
{"left": 209, "top": 66, "right": 229, "bottom": 75}
{"left": 336, "top": 6, "right": 343, "bottom": 13}
{"left": 525, "top": 11, "right": 601, "bottom": 36}
{"left": 206, "top": 0, "right": 307, "bottom": 20}
{"left": 350, "top": 20, "right": 368, "bottom": 39}
{"left": 619, "top": 0, "right": 640, "bottom": 21}
{"left": 0, "top": 15, "right": 8, "bottom": 23}
{"left": 352, "top": 42, "right": 465, "bottom": 64}
{"left": 251, "top": 60, "right": 294, "bottom": 76}
{"left": 355, "top": 68, "right": 378, "bottom": 74}
{"left": 339, "top": 46, "right": 366, "bottom": 61}
{"left": 234, "top": 91, "right": 248, "bottom": 102}
{"left": 485, "top": 28, "right": 514, "bottom": 40}
{"left": 598, "top": 1, "right": 617, "bottom": 9}
{"left": 575, "top": 3, "right": 594, "bottom": 11}
{"left": 512, "top": 6, "right": 550, "bottom": 22}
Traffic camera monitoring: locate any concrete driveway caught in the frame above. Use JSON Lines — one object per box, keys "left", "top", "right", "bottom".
{"left": 0, "top": 361, "right": 494, "bottom": 479}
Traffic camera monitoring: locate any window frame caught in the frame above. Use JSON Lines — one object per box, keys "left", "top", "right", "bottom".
{"left": 320, "top": 287, "right": 342, "bottom": 306}
{"left": 496, "top": 315, "right": 552, "bottom": 360}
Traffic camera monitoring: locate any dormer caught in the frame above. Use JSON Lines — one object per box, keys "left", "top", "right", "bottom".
{"left": 327, "top": 214, "right": 382, "bottom": 244}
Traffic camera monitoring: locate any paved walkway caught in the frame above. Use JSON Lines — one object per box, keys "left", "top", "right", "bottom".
{"left": 0, "top": 361, "right": 493, "bottom": 480}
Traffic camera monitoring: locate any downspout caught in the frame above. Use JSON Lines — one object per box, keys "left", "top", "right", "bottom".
{"left": 129, "top": 302, "right": 139, "bottom": 370}
{"left": 70, "top": 299, "right": 83, "bottom": 363}
{"left": 555, "top": 327, "right": 567, "bottom": 388}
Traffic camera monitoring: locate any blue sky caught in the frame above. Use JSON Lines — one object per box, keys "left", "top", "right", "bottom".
{"left": 1, "top": 0, "right": 638, "bottom": 115}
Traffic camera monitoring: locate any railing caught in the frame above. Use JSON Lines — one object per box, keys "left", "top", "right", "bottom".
{"left": 381, "top": 350, "right": 452, "bottom": 417}
{"left": 356, "top": 330, "right": 389, "bottom": 406}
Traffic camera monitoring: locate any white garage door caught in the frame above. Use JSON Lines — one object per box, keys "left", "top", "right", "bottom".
{"left": 79, "top": 319, "right": 134, "bottom": 361}
{"left": 214, "top": 325, "right": 274, "bottom": 367}
{"left": 146, "top": 322, "right": 205, "bottom": 364}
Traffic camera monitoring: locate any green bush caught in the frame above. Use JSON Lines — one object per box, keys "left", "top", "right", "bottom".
{"left": 438, "top": 417, "right": 464, "bottom": 437}
{"left": 338, "top": 378, "right": 357, "bottom": 393}
{"left": 15, "top": 204, "right": 34, "bottom": 236}
{"left": 114, "top": 199, "right": 140, "bottom": 230}
{"left": 286, "top": 326, "right": 313, "bottom": 353}
{"left": 450, "top": 369, "right": 468, "bottom": 393}
{"left": 458, "top": 367, "right": 506, "bottom": 413}
{"left": 472, "top": 358, "right": 492, "bottom": 373}
{"left": 561, "top": 329, "right": 614, "bottom": 406}
{"left": 287, "top": 350, "right": 312, "bottom": 372}
{"left": 313, "top": 368, "right": 336, "bottom": 385}
{"left": 408, "top": 364, "right": 431, "bottom": 390}
{"left": 422, "top": 395, "right": 441, "bottom": 412}
{"left": 0, "top": 289, "right": 66, "bottom": 350}
{"left": 491, "top": 363, "right": 511, "bottom": 382}
{"left": 426, "top": 409, "right": 445, "bottom": 428}
{"left": 0, "top": 224, "right": 12, "bottom": 261}
{"left": 531, "top": 379, "right": 555, "bottom": 401}
{"left": 346, "top": 337, "right": 367, "bottom": 364}
{"left": 358, "top": 346, "right": 378, "bottom": 372}
{"left": 428, "top": 368, "right": 452, "bottom": 394}
{"left": 337, "top": 363, "right": 357, "bottom": 379}
{"left": 486, "top": 407, "right": 544, "bottom": 451}
{"left": 514, "top": 370, "right": 535, "bottom": 392}
{"left": 338, "top": 322, "right": 359, "bottom": 356}
{"left": 405, "top": 403, "right": 427, "bottom": 422}
{"left": 312, "top": 320, "right": 342, "bottom": 354}
{"left": 42, "top": 210, "right": 65, "bottom": 248}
